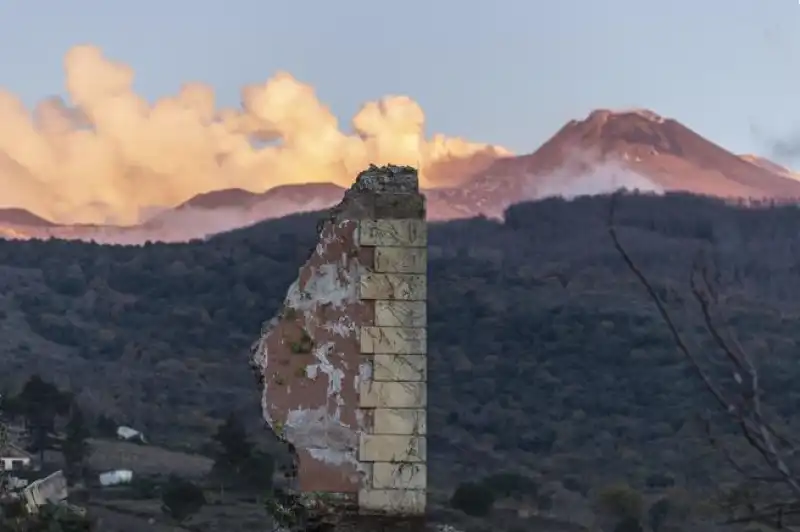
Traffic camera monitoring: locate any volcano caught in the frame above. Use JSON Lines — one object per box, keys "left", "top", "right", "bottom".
{"left": 3, "top": 108, "right": 799, "bottom": 242}
{"left": 434, "top": 109, "right": 800, "bottom": 219}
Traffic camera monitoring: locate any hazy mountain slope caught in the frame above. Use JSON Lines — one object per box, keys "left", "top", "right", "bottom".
{"left": 0, "top": 208, "right": 57, "bottom": 227}
{"left": 0, "top": 193, "right": 799, "bottom": 498}
{"left": 739, "top": 153, "right": 798, "bottom": 179}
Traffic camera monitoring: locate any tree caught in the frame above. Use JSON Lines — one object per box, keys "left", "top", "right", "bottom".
{"left": 648, "top": 497, "right": 671, "bottom": 532}
{"left": 613, "top": 517, "right": 644, "bottom": 532}
{"left": 608, "top": 191, "right": 800, "bottom": 530}
{"left": 0, "top": 413, "right": 10, "bottom": 500}
{"left": 0, "top": 393, "right": 22, "bottom": 424}
{"left": 210, "top": 413, "right": 274, "bottom": 491}
{"left": 644, "top": 472, "right": 675, "bottom": 489}
{"left": 95, "top": 414, "right": 117, "bottom": 438}
{"left": 15, "top": 375, "right": 70, "bottom": 463}
{"left": 645, "top": 490, "right": 692, "bottom": 532}
{"left": 481, "top": 471, "right": 538, "bottom": 499}
{"left": 17, "top": 376, "right": 70, "bottom": 421}
{"left": 239, "top": 450, "right": 275, "bottom": 491}
{"left": 450, "top": 481, "right": 495, "bottom": 517}
{"left": 536, "top": 492, "right": 553, "bottom": 513}
{"left": 595, "top": 483, "right": 644, "bottom": 524}
{"left": 212, "top": 413, "right": 253, "bottom": 477}
{"left": 212, "top": 413, "right": 270, "bottom": 486}
{"left": 161, "top": 475, "right": 206, "bottom": 523}
{"left": 62, "top": 404, "right": 91, "bottom": 484}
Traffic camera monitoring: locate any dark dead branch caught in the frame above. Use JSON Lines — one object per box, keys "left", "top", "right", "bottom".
{"left": 606, "top": 193, "right": 731, "bottom": 414}
{"left": 606, "top": 191, "right": 800, "bottom": 528}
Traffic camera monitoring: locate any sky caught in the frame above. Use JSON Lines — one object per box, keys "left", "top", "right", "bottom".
{"left": 0, "top": 0, "right": 798, "bottom": 156}
{"left": 0, "top": 0, "right": 800, "bottom": 225}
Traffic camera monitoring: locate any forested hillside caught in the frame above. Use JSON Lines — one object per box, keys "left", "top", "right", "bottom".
{"left": 1, "top": 192, "right": 799, "bottom": 506}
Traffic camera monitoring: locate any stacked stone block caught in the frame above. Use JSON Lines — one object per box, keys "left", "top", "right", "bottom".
{"left": 357, "top": 218, "right": 427, "bottom": 514}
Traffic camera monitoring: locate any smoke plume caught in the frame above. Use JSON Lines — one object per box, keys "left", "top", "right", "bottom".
{"left": 528, "top": 151, "right": 664, "bottom": 200}
{"left": 0, "top": 45, "right": 511, "bottom": 225}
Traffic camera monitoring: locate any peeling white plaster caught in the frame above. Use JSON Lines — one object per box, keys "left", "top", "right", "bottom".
{"left": 251, "top": 321, "right": 276, "bottom": 427}
{"left": 308, "top": 447, "right": 354, "bottom": 466}
{"left": 252, "top": 223, "right": 365, "bottom": 452}
{"left": 283, "top": 226, "right": 362, "bottom": 317}
{"left": 260, "top": 386, "right": 273, "bottom": 427}
{"left": 286, "top": 263, "right": 360, "bottom": 310}
{"left": 305, "top": 341, "right": 345, "bottom": 403}
{"left": 356, "top": 361, "right": 373, "bottom": 392}
{"left": 323, "top": 315, "right": 356, "bottom": 337}
{"left": 284, "top": 407, "right": 358, "bottom": 467}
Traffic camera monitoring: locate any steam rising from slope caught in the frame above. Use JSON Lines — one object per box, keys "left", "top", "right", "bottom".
{"left": 0, "top": 45, "right": 511, "bottom": 225}
{"left": 535, "top": 158, "right": 664, "bottom": 199}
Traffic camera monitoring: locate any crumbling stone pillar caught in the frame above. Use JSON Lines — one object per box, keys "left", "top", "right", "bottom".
{"left": 251, "top": 164, "right": 427, "bottom": 527}
{"left": 357, "top": 214, "right": 427, "bottom": 514}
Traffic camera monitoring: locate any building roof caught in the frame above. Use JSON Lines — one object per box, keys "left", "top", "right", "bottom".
{"left": 0, "top": 443, "right": 32, "bottom": 460}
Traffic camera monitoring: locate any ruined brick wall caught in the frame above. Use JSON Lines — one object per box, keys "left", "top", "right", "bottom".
{"left": 251, "top": 164, "right": 427, "bottom": 520}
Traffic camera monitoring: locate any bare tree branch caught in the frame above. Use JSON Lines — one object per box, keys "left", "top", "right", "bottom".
{"left": 606, "top": 193, "right": 732, "bottom": 414}
{"left": 606, "top": 191, "right": 800, "bottom": 528}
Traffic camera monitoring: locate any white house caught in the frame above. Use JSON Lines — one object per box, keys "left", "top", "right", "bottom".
{"left": 0, "top": 443, "right": 33, "bottom": 472}
{"left": 22, "top": 470, "right": 68, "bottom": 514}
{"left": 116, "top": 426, "right": 147, "bottom": 444}
{"left": 99, "top": 469, "right": 133, "bottom": 487}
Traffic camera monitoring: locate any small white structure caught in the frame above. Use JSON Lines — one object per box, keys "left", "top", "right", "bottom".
{"left": 0, "top": 443, "right": 33, "bottom": 472}
{"left": 23, "top": 470, "right": 68, "bottom": 514}
{"left": 116, "top": 426, "right": 146, "bottom": 444}
{"left": 99, "top": 469, "right": 133, "bottom": 487}
{"left": 7, "top": 476, "right": 29, "bottom": 489}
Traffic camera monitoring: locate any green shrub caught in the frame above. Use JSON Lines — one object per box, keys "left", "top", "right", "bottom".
{"left": 161, "top": 475, "right": 206, "bottom": 522}
{"left": 450, "top": 481, "right": 495, "bottom": 517}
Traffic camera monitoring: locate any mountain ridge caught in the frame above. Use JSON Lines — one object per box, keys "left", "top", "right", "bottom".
{"left": 2, "top": 108, "right": 799, "bottom": 242}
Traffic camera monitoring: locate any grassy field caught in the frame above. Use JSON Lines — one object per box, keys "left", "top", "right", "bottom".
{"left": 87, "top": 439, "right": 213, "bottom": 478}
{"left": 89, "top": 498, "right": 269, "bottom": 532}
{"left": 71, "top": 439, "right": 271, "bottom": 531}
